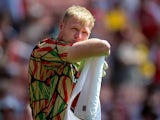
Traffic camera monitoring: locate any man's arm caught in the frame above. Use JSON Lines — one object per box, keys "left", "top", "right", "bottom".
{"left": 67, "top": 38, "right": 110, "bottom": 63}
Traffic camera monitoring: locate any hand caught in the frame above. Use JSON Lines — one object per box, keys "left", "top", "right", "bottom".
{"left": 102, "top": 61, "right": 108, "bottom": 77}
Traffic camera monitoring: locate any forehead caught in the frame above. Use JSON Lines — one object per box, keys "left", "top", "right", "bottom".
{"left": 65, "top": 17, "right": 92, "bottom": 30}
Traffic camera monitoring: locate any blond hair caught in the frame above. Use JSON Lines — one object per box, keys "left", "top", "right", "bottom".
{"left": 63, "top": 5, "right": 95, "bottom": 29}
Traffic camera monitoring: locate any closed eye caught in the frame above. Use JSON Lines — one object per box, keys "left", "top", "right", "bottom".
{"left": 82, "top": 31, "right": 89, "bottom": 36}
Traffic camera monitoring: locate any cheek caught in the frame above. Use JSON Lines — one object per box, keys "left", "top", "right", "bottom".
{"left": 69, "top": 31, "right": 76, "bottom": 38}
{"left": 63, "top": 29, "right": 71, "bottom": 36}
{"left": 63, "top": 30, "right": 74, "bottom": 40}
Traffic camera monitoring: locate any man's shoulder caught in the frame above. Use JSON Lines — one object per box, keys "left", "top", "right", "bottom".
{"left": 30, "top": 37, "right": 56, "bottom": 57}
{"left": 39, "top": 37, "right": 72, "bottom": 46}
{"left": 40, "top": 37, "right": 56, "bottom": 45}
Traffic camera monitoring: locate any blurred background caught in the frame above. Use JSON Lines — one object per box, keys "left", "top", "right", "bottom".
{"left": 0, "top": 0, "right": 160, "bottom": 120}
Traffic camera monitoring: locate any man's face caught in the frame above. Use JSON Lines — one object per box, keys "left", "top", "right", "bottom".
{"left": 59, "top": 17, "right": 91, "bottom": 43}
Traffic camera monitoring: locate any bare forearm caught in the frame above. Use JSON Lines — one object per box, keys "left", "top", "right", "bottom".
{"left": 67, "top": 38, "right": 110, "bottom": 63}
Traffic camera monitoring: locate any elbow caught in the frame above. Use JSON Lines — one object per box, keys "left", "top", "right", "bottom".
{"left": 107, "top": 44, "right": 111, "bottom": 56}
{"left": 102, "top": 40, "right": 111, "bottom": 56}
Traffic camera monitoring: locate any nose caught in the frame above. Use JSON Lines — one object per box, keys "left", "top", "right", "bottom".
{"left": 74, "top": 31, "right": 82, "bottom": 40}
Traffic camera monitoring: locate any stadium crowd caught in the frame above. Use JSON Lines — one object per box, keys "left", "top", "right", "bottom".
{"left": 0, "top": 0, "right": 160, "bottom": 119}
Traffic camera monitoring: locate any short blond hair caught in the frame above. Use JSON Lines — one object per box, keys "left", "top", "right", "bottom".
{"left": 63, "top": 5, "right": 95, "bottom": 29}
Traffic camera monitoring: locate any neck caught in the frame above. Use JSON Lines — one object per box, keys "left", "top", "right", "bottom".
{"left": 56, "top": 36, "right": 63, "bottom": 42}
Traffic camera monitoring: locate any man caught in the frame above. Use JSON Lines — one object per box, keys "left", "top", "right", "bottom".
{"left": 28, "top": 5, "right": 110, "bottom": 120}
